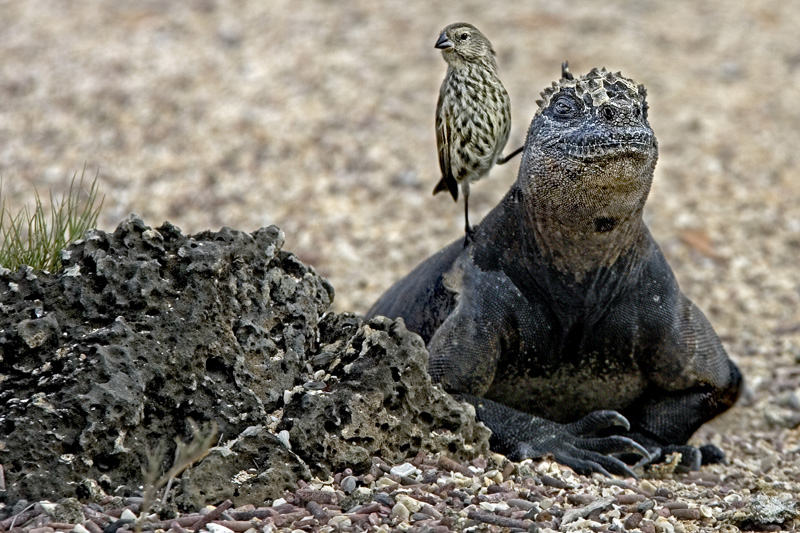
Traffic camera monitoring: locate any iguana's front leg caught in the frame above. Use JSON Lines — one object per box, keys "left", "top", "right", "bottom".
{"left": 624, "top": 295, "right": 743, "bottom": 470}
{"left": 623, "top": 385, "right": 738, "bottom": 471}
{"left": 427, "top": 256, "right": 650, "bottom": 476}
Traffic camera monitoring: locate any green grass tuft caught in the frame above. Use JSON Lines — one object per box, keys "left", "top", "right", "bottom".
{"left": 0, "top": 168, "right": 104, "bottom": 272}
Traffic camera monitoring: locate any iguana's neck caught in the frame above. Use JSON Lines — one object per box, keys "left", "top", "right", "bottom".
{"left": 521, "top": 156, "right": 654, "bottom": 281}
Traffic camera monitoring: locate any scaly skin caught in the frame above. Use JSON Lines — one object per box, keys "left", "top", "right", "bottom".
{"left": 368, "top": 66, "right": 742, "bottom": 476}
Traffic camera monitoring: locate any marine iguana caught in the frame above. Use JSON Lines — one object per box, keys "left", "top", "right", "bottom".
{"left": 367, "top": 66, "right": 742, "bottom": 476}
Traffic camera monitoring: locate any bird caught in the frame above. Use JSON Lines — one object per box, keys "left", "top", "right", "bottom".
{"left": 433, "top": 22, "right": 522, "bottom": 242}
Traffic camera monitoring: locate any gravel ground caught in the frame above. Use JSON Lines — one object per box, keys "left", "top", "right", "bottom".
{"left": 2, "top": 1, "right": 800, "bottom": 530}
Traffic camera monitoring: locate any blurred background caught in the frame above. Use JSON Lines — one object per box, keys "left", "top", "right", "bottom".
{"left": 2, "top": 0, "right": 799, "bottom": 378}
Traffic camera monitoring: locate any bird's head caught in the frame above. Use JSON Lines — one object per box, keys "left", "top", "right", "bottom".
{"left": 435, "top": 23, "right": 496, "bottom": 67}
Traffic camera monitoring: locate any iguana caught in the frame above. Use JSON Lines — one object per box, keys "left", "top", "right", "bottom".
{"left": 367, "top": 65, "right": 742, "bottom": 476}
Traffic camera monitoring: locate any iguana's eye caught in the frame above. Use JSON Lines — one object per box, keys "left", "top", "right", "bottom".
{"left": 601, "top": 105, "right": 616, "bottom": 121}
{"left": 552, "top": 96, "right": 578, "bottom": 118}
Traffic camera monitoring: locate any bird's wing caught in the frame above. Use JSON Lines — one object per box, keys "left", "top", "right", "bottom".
{"left": 434, "top": 103, "right": 459, "bottom": 201}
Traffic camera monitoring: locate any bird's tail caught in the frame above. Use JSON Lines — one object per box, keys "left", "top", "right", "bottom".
{"left": 433, "top": 176, "right": 459, "bottom": 201}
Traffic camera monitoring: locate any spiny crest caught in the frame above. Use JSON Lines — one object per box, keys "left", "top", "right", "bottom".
{"left": 535, "top": 64, "right": 646, "bottom": 113}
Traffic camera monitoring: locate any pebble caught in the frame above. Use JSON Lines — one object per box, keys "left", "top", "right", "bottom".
{"left": 376, "top": 477, "right": 398, "bottom": 489}
{"left": 83, "top": 521, "right": 103, "bottom": 533}
{"left": 389, "top": 462, "right": 419, "bottom": 478}
{"left": 654, "top": 516, "right": 675, "bottom": 533}
{"left": 328, "top": 515, "right": 352, "bottom": 527}
{"left": 340, "top": 475, "right": 358, "bottom": 494}
{"left": 655, "top": 487, "right": 674, "bottom": 499}
{"left": 306, "top": 501, "right": 327, "bottom": 520}
{"left": 663, "top": 501, "right": 688, "bottom": 510}
{"left": 561, "top": 497, "right": 614, "bottom": 525}
{"left": 671, "top": 508, "right": 701, "bottom": 520}
{"left": 395, "top": 494, "right": 422, "bottom": 513}
{"left": 617, "top": 493, "right": 646, "bottom": 504}
{"left": 302, "top": 380, "right": 326, "bottom": 390}
{"left": 638, "top": 499, "right": 656, "bottom": 512}
{"left": 640, "top": 479, "right": 658, "bottom": 495}
{"left": 541, "top": 475, "right": 570, "bottom": 489}
{"left": 0, "top": 449, "right": 770, "bottom": 533}
{"left": 624, "top": 512, "right": 644, "bottom": 529}
{"left": 277, "top": 430, "right": 291, "bottom": 449}
{"left": 38, "top": 503, "right": 57, "bottom": 514}
{"left": 206, "top": 524, "right": 235, "bottom": 533}
{"left": 507, "top": 498, "right": 538, "bottom": 511}
{"left": 390, "top": 502, "right": 410, "bottom": 520}
{"left": 373, "top": 493, "right": 395, "bottom": 507}
{"left": 310, "top": 352, "right": 335, "bottom": 367}
{"left": 640, "top": 519, "right": 657, "bottom": 533}
{"left": 420, "top": 503, "right": 442, "bottom": 519}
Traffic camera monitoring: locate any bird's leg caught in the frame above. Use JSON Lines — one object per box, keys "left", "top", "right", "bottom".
{"left": 463, "top": 192, "right": 474, "bottom": 246}
{"left": 496, "top": 145, "right": 523, "bottom": 165}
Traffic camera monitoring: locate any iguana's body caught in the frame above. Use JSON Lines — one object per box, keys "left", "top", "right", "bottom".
{"left": 368, "top": 67, "right": 741, "bottom": 475}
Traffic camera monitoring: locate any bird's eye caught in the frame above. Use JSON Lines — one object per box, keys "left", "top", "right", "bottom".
{"left": 460, "top": 33, "right": 469, "bottom": 40}
{"left": 552, "top": 96, "right": 577, "bottom": 118}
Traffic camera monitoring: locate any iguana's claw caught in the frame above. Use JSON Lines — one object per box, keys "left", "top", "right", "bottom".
{"left": 567, "top": 410, "right": 630, "bottom": 434}
{"left": 555, "top": 447, "right": 639, "bottom": 478}
{"left": 508, "top": 410, "right": 652, "bottom": 478}
{"left": 510, "top": 433, "right": 649, "bottom": 478}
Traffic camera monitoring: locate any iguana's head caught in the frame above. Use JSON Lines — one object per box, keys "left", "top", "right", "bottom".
{"left": 527, "top": 64, "right": 656, "bottom": 172}
{"left": 517, "top": 65, "right": 659, "bottom": 273}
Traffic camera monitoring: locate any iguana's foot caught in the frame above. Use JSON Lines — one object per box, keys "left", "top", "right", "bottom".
{"left": 466, "top": 395, "right": 651, "bottom": 478}
{"left": 641, "top": 443, "right": 726, "bottom": 473}
{"left": 698, "top": 444, "right": 727, "bottom": 464}
{"left": 505, "top": 410, "right": 651, "bottom": 478}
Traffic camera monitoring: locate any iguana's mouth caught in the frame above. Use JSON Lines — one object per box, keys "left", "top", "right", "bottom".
{"left": 555, "top": 132, "right": 655, "bottom": 161}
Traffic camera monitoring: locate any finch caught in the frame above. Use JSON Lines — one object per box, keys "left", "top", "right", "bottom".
{"left": 433, "top": 22, "right": 522, "bottom": 241}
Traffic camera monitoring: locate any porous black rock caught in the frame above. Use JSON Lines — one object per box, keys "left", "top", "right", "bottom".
{"left": 279, "top": 312, "right": 491, "bottom": 476}
{"left": 0, "top": 215, "right": 489, "bottom": 508}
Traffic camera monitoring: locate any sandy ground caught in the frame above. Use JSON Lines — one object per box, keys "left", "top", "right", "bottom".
{"left": 3, "top": 0, "right": 800, "bottom": 523}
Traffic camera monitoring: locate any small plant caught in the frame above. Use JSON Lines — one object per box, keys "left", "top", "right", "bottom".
{"left": 0, "top": 168, "right": 104, "bottom": 272}
{"left": 138, "top": 419, "right": 218, "bottom": 530}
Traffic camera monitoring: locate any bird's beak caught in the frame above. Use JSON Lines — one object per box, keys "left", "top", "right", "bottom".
{"left": 435, "top": 33, "right": 453, "bottom": 50}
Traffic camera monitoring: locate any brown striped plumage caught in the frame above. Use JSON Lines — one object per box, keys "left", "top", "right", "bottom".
{"left": 433, "top": 22, "right": 518, "bottom": 240}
